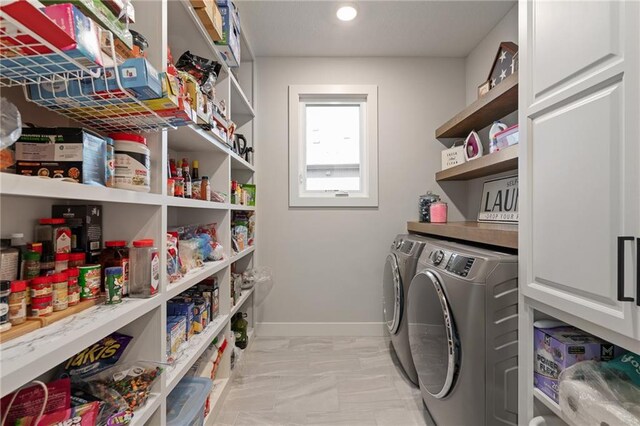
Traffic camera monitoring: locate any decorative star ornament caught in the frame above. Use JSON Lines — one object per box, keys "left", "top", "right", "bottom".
{"left": 499, "top": 69, "right": 507, "bottom": 80}
{"left": 499, "top": 50, "right": 507, "bottom": 63}
{"left": 491, "top": 78, "right": 496, "bottom": 88}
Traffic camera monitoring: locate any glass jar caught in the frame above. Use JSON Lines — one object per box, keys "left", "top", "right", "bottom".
{"left": 40, "top": 254, "right": 55, "bottom": 276}
{"left": 430, "top": 201, "right": 448, "bottom": 223}
{"left": 9, "top": 280, "right": 27, "bottom": 325}
{"left": 66, "top": 268, "right": 80, "bottom": 306}
{"left": 129, "top": 239, "right": 159, "bottom": 298}
{"left": 31, "top": 276, "right": 52, "bottom": 298}
{"left": 174, "top": 177, "right": 185, "bottom": 198}
{"left": 54, "top": 253, "right": 69, "bottom": 273}
{"left": 68, "top": 252, "right": 86, "bottom": 268}
{"left": 201, "top": 176, "right": 210, "bottom": 201}
{"left": 167, "top": 178, "right": 175, "bottom": 197}
{"left": 22, "top": 251, "right": 40, "bottom": 280}
{"left": 0, "top": 280, "right": 11, "bottom": 332}
{"left": 100, "top": 241, "right": 129, "bottom": 297}
{"left": 50, "top": 272, "right": 68, "bottom": 312}
{"left": 418, "top": 191, "right": 441, "bottom": 223}
{"left": 35, "top": 218, "right": 71, "bottom": 254}
{"left": 30, "top": 295, "right": 52, "bottom": 317}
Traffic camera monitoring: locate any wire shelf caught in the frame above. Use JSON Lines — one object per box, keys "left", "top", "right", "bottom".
{"left": 0, "top": 0, "right": 176, "bottom": 133}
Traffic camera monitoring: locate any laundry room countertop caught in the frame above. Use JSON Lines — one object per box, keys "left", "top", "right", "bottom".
{"left": 407, "top": 221, "right": 518, "bottom": 249}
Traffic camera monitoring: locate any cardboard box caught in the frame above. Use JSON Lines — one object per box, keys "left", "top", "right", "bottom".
{"left": 194, "top": 1, "right": 223, "bottom": 42}
{"left": 215, "top": 0, "right": 241, "bottom": 67}
{"left": 91, "top": 58, "right": 162, "bottom": 100}
{"left": 167, "top": 316, "right": 186, "bottom": 357}
{"left": 167, "top": 301, "right": 195, "bottom": 339}
{"left": 144, "top": 73, "right": 197, "bottom": 126}
{"left": 52, "top": 205, "right": 102, "bottom": 263}
{"left": 15, "top": 127, "right": 106, "bottom": 185}
{"left": 533, "top": 326, "right": 622, "bottom": 403}
{"left": 47, "top": 0, "right": 133, "bottom": 49}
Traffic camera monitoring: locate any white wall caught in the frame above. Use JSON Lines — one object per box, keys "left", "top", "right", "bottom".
{"left": 254, "top": 57, "right": 466, "bottom": 336}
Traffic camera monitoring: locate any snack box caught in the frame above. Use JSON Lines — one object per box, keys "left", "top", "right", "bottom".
{"left": 15, "top": 127, "right": 106, "bottom": 185}
{"left": 191, "top": 298, "right": 209, "bottom": 333}
{"left": 47, "top": 0, "right": 133, "bottom": 49}
{"left": 168, "top": 301, "right": 195, "bottom": 338}
{"left": 243, "top": 184, "right": 256, "bottom": 206}
{"left": 52, "top": 205, "right": 102, "bottom": 263}
{"left": 145, "top": 73, "right": 197, "bottom": 126}
{"left": 533, "top": 326, "right": 623, "bottom": 403}
{"left": 182, "top": 74, "right": 210, "bottom": 124}
{"left": 167, "top": 316, "right": 187, "bottom": 357}
{"left": 215, "top": 0, "right": 240, "bottom": 67}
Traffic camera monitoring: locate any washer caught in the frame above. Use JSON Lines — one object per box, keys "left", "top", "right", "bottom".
{"left": 383, "top": 234, "right": 432, "bottom": 385}
{"left": 408, "top": 239, "right": 518, "bottom": 426}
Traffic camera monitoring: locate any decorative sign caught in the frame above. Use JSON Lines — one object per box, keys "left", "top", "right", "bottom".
{"left": 488, "top": 42, "right": 518, "bottom": 91}
{"left": 441, "top": 142, "right": 466, "bottom": 170}
{"left": 478, "top": 175, "right": 519, "bottom": 223}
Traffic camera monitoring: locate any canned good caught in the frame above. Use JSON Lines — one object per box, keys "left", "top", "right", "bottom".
{"left": 105, "top": 266, "right": 123, "bottom": 304}
{"left": 30, "top": 295, "right": 53, "bottom": 317}
{"left": 78, "top": 265, "right": 101, "bottom": 300}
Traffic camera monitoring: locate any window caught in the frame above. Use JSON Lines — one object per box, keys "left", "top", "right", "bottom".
{"left": 289, "top": 85, "right": 378, "bottom": 207}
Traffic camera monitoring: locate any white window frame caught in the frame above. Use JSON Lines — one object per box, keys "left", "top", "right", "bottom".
{"left": 289, "top": 84, "right": 378, "bottom": 207}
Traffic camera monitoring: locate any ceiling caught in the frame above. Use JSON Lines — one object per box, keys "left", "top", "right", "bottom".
{"left": 236, "top": 1, "right": 516, "bottom": 58}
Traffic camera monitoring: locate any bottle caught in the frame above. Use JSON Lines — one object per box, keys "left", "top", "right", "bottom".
{"left": 201, "top": 176, "right": 210, "bottom": 201}
{"left": 182, "top": 159, "right": 192, "bottom": 199}
{"left": 192, "top": 160, "right": 199, "bottom": 179}
{"left": 129, "top": 239, "right": 159, "bottom": 298}
{"left": 232, "top": 312, "right": 248, "bottom": 349}
{"left": 489, "top": 121, "right": 508, "bottom": 154}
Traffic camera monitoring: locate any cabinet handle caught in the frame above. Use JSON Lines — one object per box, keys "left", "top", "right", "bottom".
{"left": 617, "top": 236, "right": 634, "bottom": 302}
{"left": 637, "top": 238, "right": 640, "bottom": 307}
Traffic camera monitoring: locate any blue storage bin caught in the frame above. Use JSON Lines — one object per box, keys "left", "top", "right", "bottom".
{"left": 167, "top": 377, "right": 214, "bottom": 426}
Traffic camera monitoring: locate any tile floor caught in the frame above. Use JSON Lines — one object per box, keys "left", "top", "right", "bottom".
{"left": 213, "top": 337, "right": 434, "bottom": 426}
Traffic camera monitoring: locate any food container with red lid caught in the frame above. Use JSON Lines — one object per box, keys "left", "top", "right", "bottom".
{"left": 110, "top": 132, "right": 150, "bottom": 193}
{"left": 31, "top": 276, "right": 52, "bottom": 297}
{"left": 130, "top": 239, "right": 159, "bottom": 298}
{"left": 54, "top": 252, "right": 70, "bottom": 272}
{"left": 50, "top": 272, "right": 68, "bottom": 311}
{"left": 9, "top": 280, "right": 27, "bottom": 325}
{"left": 69, "top": 252, "right": 86, "bottom": 267}
{"left": 35, "top": 218, "right": 71, "bottom": 254}
{"left": 66, "top": 267, "right": 80, "bottom": 306}
{"left": 30, "top": 295, "right": 52, "bottom": 317}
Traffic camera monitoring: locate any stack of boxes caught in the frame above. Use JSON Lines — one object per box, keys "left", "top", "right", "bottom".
{"left": 190, "top": 0, "right": 224, "bottom": 42}
{"left": 215, "top": 0, "right": 241, "bottom": 68}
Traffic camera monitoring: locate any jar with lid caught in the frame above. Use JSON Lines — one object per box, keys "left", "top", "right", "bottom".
{"left": 22, "top": 251, "right": 40, "bottom": 280}
{"left": 35, "top": 218, "right": 71, "bottom": 254}
{"left": 418, "top": 191, "right": 441, "bottom": 223}
{"left": 68, "top": 252, "right": 85, "bottom": 268}
{"left": 54, "top": 253, "right": 69, "bottom": 272}
{"left": 129, "top": 239, "right": 159, "bottom": 298}
{"left": 100, "top": 241, "right": 129, "bottom": 296}
{"left": 174, "top": 177, "right": 185, "bottom": 198}
{"left": 50, "top": 272, "right": 68, "bottom": 311}
{"left": 30, "top": 295, "right": 52, "bottom": 317}
{"left": 9, "top": 280, "right": 26, "bottom": 325}
{"left": 0, "top": 281, "right": 10, "bottom": 332}
{"left": 110, "top": 132, "right": 151, "bottom": 193}
{"left": 430, "top": 201, "right": 448, "bottom": 223}
{"left": 105, "top": 137, "right": 115, "bottom": 187}
{"left": 31, "top": 276, "right": 52, "bottom": 298}
{"left": 167, "top": 178, "right": 175, "bottom": 197}
{"left": 201, "top": 176, "right": 210, "bottom": 201}
{"left": 40, "top": 253, "right": 55, "bottom": 276}
{"left": 66, "top": 268, "right": 80, "bottom": 306}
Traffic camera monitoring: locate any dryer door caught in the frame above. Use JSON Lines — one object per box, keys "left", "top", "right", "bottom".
{"left": 407, "top": 269, "right": 460, "bottom": 399}
{"left": 383, "top": 253, "right": 402, "bottom": 334}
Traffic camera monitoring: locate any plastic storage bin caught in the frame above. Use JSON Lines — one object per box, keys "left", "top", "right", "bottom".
{"left": 166, "top": 377, "right": 213, "bottom": 426}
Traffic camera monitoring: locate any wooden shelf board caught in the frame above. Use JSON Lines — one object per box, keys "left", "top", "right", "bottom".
{"left": 436, "top": 144, "right": 518, "bottom": 181}
{"left": 407, "top": 221, "right": 518, "bottom": 249}
{"left": 436, "top": 72, "right": 518, "bottom": 139}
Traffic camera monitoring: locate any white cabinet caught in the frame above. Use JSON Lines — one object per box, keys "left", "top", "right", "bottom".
{"left": 519, "top": 0, "right": 640, "bottom": 339}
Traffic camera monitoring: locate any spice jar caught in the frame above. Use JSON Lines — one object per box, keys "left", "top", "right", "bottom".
{"left": 418, "top": 191, "right": 441, "bottom": 223}
{"left": 40, "top": 254, "right": 55, "bottom": 276}
{"left": 201, "top": 176, "right": 210, "bottom": 201}
{"left": 174, "top": 177, "right": 185, "bottom": 198}
{"left": 0, "top": 281, "right": 11, "bottom": 332}
{"left": 50, "top": 272, "right": 68, "bottom": 312}
{"left": 31, "top": 276, "right": 52, "bottom": 298}
{"left": 54, "top": 253, "right": 70, "bottom": 273}
{"left": 9, "top": 280, "right": 27, "bottom": 325}
{"left": 68, "top": 252, "right": 86, "bottom": 268}
{"left": 30, "top": 295, "right": 52, "bottom": 317}
{"left": 167, "top": 178, "right": 175, "bottom": 197}
{"left": 35, "top": 218, "right": 71, "bottom": 254}
{"left": 105, "top": 266, "right": 123, "bottom": 304}
{"left": 27, "top": 242, "right": 43, "bottom": 254}
{"left": 101, "top": 241, "right": 129, "bottom": 297}
{"left": 21, "top": 251, "right": 40, "bottom": 280}
{"left": 130, "top": 239, "right": 159, "bottom": 298}
{"left": 430, "top": 201, "right": 448, "bottom": 223}
{"left": 66, "top": 268, "right": 80, "bottom": 306}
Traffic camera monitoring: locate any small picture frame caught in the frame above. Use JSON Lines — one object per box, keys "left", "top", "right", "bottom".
{"left": 478, "top": 80, "right": 491, "bottom": 98}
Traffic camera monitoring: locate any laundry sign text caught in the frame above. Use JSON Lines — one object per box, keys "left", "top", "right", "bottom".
{"left": 478, "top": 175, "right": 519, "bottom": 223}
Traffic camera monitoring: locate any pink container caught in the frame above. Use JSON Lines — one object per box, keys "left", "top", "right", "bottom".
{"left": 430, "top": 201, "right": 448, "bottom": 223}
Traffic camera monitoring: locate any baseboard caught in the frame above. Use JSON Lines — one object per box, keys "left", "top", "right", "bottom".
{"left": 255, "top": 322, "right": 386, "bottom": 337}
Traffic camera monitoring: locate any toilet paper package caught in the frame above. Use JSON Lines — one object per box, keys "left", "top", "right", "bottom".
{"left": 533, "top": 326, "right": 622, "bottom": 403}
{"left": 558, "top": 360, "right": 640, "bottom": 426}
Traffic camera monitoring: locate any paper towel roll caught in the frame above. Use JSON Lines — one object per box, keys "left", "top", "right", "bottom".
{"left": 559, "top": 379, "right": 640, "bottom": 426}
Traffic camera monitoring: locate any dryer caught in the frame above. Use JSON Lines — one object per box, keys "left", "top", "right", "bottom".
{"left": 383, "top": 234, "right": 432, "bottom": 385}
{"left": 407, "top": 239, "right": 518, "bottom": 425}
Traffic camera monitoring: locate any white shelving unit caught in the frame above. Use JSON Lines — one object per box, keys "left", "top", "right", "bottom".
{"left": 0, "top": 0, "right": 258, "bottom": 423}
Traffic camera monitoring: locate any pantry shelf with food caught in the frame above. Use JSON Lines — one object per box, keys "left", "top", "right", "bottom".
{"left": 165, "top": 259, "right": 229, "bottom": 300}
{"left": 230, "top": 286, "right": 254, "bottom": 317}
{"left": 230, "top": 245, "right": 255, "bottom": 263}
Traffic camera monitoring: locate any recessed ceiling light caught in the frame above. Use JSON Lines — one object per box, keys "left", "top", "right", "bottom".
{"left": 337, "top": 5, "right": 357, "bottom": 21}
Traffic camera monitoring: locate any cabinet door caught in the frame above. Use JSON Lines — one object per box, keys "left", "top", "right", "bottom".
{"left": 519, "top": 0, "right": 640, "bottom": 338}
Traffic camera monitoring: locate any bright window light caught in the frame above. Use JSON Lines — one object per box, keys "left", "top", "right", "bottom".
{"left": 337, "top": 6, "right": 357, "bottom": 21}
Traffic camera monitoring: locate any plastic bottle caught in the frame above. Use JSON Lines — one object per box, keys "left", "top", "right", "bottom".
{"left": 489, "top": 121, "right": 508, "bottom": 154}
{"left": 111, "top": 133, "right": 151, "bottom": 193}
{"left": 201, "top": 176, "right": 210, "bottom": 201}
{"left": 192, "top": 160, "right": 199, "bottom": 179}
{"left": 129, "top": 239, "right": 159, "bottom": 298}
{"left": 232, "top": 312, "right": 248, "bottom": 349}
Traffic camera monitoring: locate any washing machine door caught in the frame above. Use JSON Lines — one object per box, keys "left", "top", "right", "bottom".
{"left": 408, "top": 269, "right": 460, "bottom": 399}
{"left": 383, "top": 253, "right": 402, "bottom": 334}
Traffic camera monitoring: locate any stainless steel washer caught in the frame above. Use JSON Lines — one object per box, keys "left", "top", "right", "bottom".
{"left": 383, "top": 234, "right": 432, "bottom": 385}
{"left": 408, "top": 239, "right": 518, "bottom": 425}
